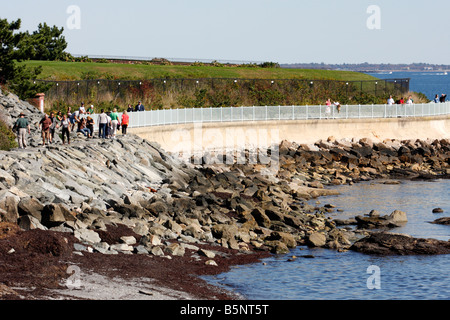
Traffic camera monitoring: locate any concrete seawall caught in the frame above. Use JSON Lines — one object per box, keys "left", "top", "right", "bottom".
{"left": 129, "top": 115, "right": 450, "bottom": 153}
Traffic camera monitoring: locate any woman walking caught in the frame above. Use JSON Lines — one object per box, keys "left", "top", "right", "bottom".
{"left": 110, "top": 108, "right": 119, "bottom": 139}
{"left": 121, "top": 110, "right": 129, "bottom": 135}
{"left": 60, "top": 114, "right": 71, "bottom": 145}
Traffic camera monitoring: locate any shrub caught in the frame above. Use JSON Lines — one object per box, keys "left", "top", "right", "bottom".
{"left": 0, "top": 114, "right": 18, "bottom": 151}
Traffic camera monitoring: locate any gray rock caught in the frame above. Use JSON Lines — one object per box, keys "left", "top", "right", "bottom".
{"left": 165, "top": 243, "right": 185, "bottom": 256}
{"left": 307, "top": 232, "right": 327, "bottom": 247}
{"left": 198, "top": 248, "right": 216, "bottom": 259}
{"left": 110, "top": 243, "right": 134, "bottom": 252}
{"left": 120, "top": 236, "right": 137, "bottom": 245}
{"left": 18, "top": 215, "right": 47, "bottom": 231}
{"left": 74, "top": 229, "right": 102, "bottom": 244}
{"left": 388, "top": 210, "right": 408, "bottom": 223}
{"left": 150, "top": 246, "right": 165, "bottom": 256}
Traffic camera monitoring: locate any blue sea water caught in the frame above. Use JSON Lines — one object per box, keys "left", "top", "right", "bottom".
{"left": 204, "top": 179, "right": 450, "bottom": 300}
{"left": 367, "top": 71, "right": 450, "bottom": 101}
{"left": 203, "top": 72, "right": 450, "bottom": 300}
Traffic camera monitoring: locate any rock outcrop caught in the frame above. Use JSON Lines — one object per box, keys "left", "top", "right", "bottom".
{"left": 350, "top": 232, "right": 450, "bottom": 255}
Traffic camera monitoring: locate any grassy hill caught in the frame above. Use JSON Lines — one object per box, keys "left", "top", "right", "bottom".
{"left": 20, "top": 60, "right": 379, "bottom": 82}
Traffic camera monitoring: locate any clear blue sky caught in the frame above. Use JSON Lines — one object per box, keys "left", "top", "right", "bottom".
{"left": 3, "top": 0, "right": 450, "bottom": 64}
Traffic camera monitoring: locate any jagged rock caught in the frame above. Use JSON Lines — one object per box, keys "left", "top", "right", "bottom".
{"left": 265, "top": 231, "right": 297, "bottom": 248}
{"left": 198, "top": 248, "right": 216, "bottom": 259}
{"left": 0, "top": 195, "right": 19, "bottom": 223}
{"left": 110, "top": 243, "right": 134, "bottom": 252}
{"left": 165, "top": 243, "right": 185, "bottom": 256}
{"left": 18, "top": 197, "right": 44, "bottom": 221}
{"left": 18, "top": 215, "right": 47, "bottom": 231}
{"left": 307, "top": 232, "right": 327, "bottom": 247}
{"left": 355, "top": 210, "right": 407, "bottom": 229}
{"left": 120, "top": 236, "right": 137, "bottom": 245}
{"left": 74, "top": 228, "right": 102, "bottom": 244}
{"left": 41, "top": 203, "right": 76, "bottom": 228}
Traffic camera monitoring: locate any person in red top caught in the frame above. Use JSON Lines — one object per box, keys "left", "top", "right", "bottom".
{"left": 121, "top": 110, "right": 130, "bottom": 135}
{"left": 39, "top": 113, "right": 53, "bottom": 146}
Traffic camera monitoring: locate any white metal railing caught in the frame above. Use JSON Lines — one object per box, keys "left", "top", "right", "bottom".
{"left": 84, "top": 102, "right": 450, "bottom": 129}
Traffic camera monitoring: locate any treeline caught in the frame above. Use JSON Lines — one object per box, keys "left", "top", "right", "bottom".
{"left": 43, "top": 78, "right": 407, "bottom": 112}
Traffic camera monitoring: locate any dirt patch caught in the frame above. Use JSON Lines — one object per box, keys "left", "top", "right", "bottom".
{"left": 96, "top": 224, "right": 142, "bottom": 245}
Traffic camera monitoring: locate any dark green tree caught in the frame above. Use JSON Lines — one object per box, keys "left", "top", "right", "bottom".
{"left": 17, "top": 22, "right": 67, "bottom": 61}
{"left": 0, "top": 18, "right": 54, "bottom": 99}
{"left": 0, "top": 18, "right": 23, "bottom": 83}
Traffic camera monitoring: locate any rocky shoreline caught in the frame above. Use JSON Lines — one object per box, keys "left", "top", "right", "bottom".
{"left": 0, "top": 89, "right": 449, "bottom": 300}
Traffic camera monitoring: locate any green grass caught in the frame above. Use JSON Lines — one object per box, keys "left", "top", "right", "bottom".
{"left": 20, "top": 60, "right": 379, "bottom": 82}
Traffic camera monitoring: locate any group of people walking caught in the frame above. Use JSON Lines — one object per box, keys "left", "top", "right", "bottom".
{"left": 14, "top": 103, "right": 132, "bottom": 149}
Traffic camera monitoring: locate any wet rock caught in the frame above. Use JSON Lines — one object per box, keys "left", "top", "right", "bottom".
{"left": 350, "top": 232, "right": 450, "bottom": 255}
{"left": 432, "top": 208, "right": 444, "bottom": 213}
{"left": 355, "top": 210, "right": 407, "bottom": 229}
{"left": 430, "top": 217, "right": 450, "bottom": 225}
{"left": 265, "top": 231, "right": 297, "bottom": 248}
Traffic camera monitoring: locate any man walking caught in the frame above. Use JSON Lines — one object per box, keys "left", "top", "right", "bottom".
{"left": 14, "top": 113, "right": 31, "bottom": 149}
{"left": 39, "top": 113, "right": 52, "bottom": 146}
{"left": 97, "top": 109, "right": 108, "bottom": 139}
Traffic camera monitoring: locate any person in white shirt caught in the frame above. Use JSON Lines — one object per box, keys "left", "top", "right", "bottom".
{"left": 79, "top": 102, "right": 86, "bottom": 114}
{"left": 97, "top": 109, "right": 109, "bottom": 139}
{"left": 406, "top": 96, "right": 413, "bottom": 104}
{"left": 387, "top": 95, "right": 395, "bottom": 105}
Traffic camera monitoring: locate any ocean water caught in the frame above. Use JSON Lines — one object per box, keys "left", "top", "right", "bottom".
{"left": 204, "top": 179, "right": 450, "bottom": 300}
{"left": 367, "top": 71, "right": 450, "bottom": 101}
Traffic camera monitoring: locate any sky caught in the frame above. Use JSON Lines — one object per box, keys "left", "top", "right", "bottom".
{"left": 3, "top": 0, "right": 450, "bottom": 65}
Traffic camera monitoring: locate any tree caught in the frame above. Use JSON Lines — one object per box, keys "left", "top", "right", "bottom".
{"left": 0, "top": 18, "right": 54, "bottom": 99}
{"left": 17, "top": 23, "right": 67, "bottom": 61}
{"left": 0, "top": 18, "right": 23, "bottom": 83}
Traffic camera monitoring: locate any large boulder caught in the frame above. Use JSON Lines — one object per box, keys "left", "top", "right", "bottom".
{"left": 307, "top": 232, "right": 327, "bottom": 247}
{"left": 41, "top": 203, "right": 77, "bottom": 228}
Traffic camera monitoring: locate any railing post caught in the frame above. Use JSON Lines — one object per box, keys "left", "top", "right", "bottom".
{"left": 265, "top": 105, "right": 267, "bottom": 120}
{"left": 306, "top": 105, "right": 308, "bottom": 120}
{"left": 358, "top": 104, "right": 361, "bottom": 119}
{"left": 253, "top": 105, "right": 255, "bottom": 121}
{"left": 241, "top": 105, "right": 244, "bottom": 122}
{"left": 346, "top": 105, "right": 348, "bottom": 119}
{"left": 319, "top": 104, "right": 321, "bottom": 119}
{"left": 278, "top": 105, "right": 281, "bottom": 120}
{"left": 220, "top": 106, "right": 223, "bottom": 122}
{"left": 292, "top": 105, "right": 295, "bottom": 120}
{"left": 384, "top": 104, "right": 386, "bottom": 118}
